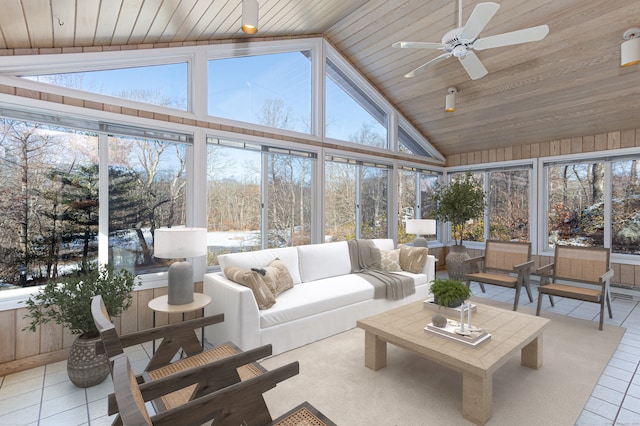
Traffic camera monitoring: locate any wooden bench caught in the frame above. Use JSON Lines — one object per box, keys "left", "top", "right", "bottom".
{"left": 464, "top": 240, "right": 534, "bottom": 311}
{"left": 536, "top": 245, "right": 614, "bottom": 330}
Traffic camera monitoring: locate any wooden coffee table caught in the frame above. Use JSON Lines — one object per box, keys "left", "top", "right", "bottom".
{"left": 356, "top": 300, "right": 550, "bottom": 425}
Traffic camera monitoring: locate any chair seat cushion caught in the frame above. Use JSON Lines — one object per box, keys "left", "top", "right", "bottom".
{"left": 269, "top": 401, "right": 337, "bottom": 426}
{"left": 465, "top": 272, "right": 517, "bottom": 287}
{"left": 147, "top": 342, "right": 264, "bottom": 411}
{"left": 538, "top": 283, "right": 602, "bottom": 302}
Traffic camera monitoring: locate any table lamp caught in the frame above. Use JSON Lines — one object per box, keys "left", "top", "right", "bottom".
{"left": 405, "top": 219, "right": 436, "bottom": 248}
{"left": 154, "top": 227, "right": 208, "bottom": 305}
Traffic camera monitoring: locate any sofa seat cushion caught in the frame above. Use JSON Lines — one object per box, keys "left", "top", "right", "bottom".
{"left": 390, "top": 270, "right": 429, "bottom": 286}
{"left": 260, "top": 275, "right": 374, "bottom": 329}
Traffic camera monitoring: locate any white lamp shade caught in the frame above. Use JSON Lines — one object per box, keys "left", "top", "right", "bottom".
{"left": 154, "top": 227, "right": 208, "bottom": 259}
{"left": 621, "top": 37, "right": 640, "bottom": 67}
{"left": 241, "top": 0, "right": 259, "bottom": 34}
{"left": 405, "top": 219, "right": 437, "bottom": 235}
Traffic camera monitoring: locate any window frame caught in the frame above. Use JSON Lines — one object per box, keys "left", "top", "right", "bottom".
{"left": 447, "top": 160, "right": 536, "bottom": 251}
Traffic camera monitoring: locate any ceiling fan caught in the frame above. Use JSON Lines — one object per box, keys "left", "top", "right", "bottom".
{"left": 392, "top": 1, "right": 549, "bottom": 80}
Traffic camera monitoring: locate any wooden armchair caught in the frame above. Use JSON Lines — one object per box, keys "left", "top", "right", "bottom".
{"left": 536, "top": 245, "right": 614, "bottom": 330}
{"left": 464, "top": 240, "right": 534, "bottom": 311}
{"left": 91, "top": 295, "right": 267, "bottom": 422}
{"left": 111, "top": 352, "right": 303, "bottom": 426}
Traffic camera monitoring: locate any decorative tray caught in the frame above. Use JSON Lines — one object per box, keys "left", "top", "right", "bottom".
{"left": 424, "top": 319, "right": 491, "bottom": 347}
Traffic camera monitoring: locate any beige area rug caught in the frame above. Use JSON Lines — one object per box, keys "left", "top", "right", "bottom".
{"left": 261, "top": 298, "right": 625, "bottom": 426}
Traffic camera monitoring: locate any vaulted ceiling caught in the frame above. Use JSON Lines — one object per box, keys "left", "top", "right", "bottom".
{"left": 0, "top": 0, "right": 639, "bottom": 157}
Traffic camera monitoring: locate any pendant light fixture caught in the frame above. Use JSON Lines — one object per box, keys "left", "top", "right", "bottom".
{"left": 445, "top": 87, "right": 457, "bottom": 113}
{"left": 621, "top": 28, "right": 640, "bottom": 67}
{"left": 241, "top": 0, "right": 259, "bottom": 35}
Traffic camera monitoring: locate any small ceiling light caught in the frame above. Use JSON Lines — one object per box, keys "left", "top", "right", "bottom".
{"left": 241, "top": 0, "right": 259, "bottom": 35}
{"left": 445, "top": 87, "right": 457, "bottom": 112}
{"left": 621, "top": 27, "right": 640, "bottom": 67}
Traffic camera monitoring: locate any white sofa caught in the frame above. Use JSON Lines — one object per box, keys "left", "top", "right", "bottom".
{"left": 203, "top": 239, "right": 435, "bottom": 355}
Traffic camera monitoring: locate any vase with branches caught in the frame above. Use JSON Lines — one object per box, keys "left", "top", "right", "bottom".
{"left": 23, "top": 263, "right": 139, "bottom": 387}
{"left": 432, "top": 172, "right": 486, "bottom": 246}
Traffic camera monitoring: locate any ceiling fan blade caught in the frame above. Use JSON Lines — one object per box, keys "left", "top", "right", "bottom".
{"left": 404, "top": 52, "right": 452, "bottom": 78}
{"left": 459, "top": 2, "right": 500, "bottom": 42}
{"left": 473, "top": 25, "right": 550, "bottom": 50}
{"left": 392, "top": 41, "right": 445, "bottom": 50}
{"left": 458, "top": 51, "right": 488, "bottom": 80}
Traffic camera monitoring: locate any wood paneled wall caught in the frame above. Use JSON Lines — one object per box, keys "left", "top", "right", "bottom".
{"left": 0, "top": 282, "right": 203, "bottom": 377}
{"left": 445, "top": 129, "right": 640, "bottom": 167}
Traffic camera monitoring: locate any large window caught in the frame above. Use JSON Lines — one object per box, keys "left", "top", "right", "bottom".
{"left": 208, "top": 51, "right": 312, "bottom": 134}
{"left": 489, "top": 169, "right": 530, "bottom": 241}
{"left": 398, "top": 125, "right": 437, "bottom": 159}
{"left": 544, "top": 155, "right": 640, "bottom": 253}
{"left": 612, "top": 159, "right": 640, "bottom": 255}
{"left": 546, "top": 161, "right": 604, "bottom": 247}
{"left": 206, "top": 139, "right": 314, "bottom": 265}
{"left": 0, "top": 38, "right": 446, "bottom": 295}
{"left": 324, "top": 159, "right": 356, "bottom": 241}
{"left": 267, "top": 151, "right": 313, "bottom": 248}
{"left": 324, "top": 156, "right": 389, "bottom": 242}
{"left": 325, "top": 59, "right": 387, "bottom": 146}
{"left": 447, "top": 171, "right": 486, "bottom": 243}
{"left": 108, "top": 135, "right": 188, "bottom": 274}
{"left": 397, "top": 168, "right": 417, "bottom": 244}
{"left": 360, "top": 164, "right": 389, "bottom": 240}
{"left": 206, "top": 142, "right": 262, "bottom": 264}
{"left": 23, "top": 63, "right": 189, "bottom": 110}
{"left": 397, "top": 167, "right": 439, "bottom": 244}
{"left": 0, "top": 119, "right": 99, "bottom": 288}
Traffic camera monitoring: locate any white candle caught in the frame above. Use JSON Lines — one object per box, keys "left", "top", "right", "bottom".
{"left": 460, "top": 302, "right": 465, "bottom": 332}
{"left": 468, "top": 302, "right": 472, "bottom": 327}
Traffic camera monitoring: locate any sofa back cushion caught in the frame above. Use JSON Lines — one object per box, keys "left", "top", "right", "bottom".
{"left": 297, "top": 241, "right": 351, "bottom": 282}
{"left": 370, "top": 239, "right": 395, "bottom": 251}
{"left": 218, "top": 247, "right": 301, "bottom": 284}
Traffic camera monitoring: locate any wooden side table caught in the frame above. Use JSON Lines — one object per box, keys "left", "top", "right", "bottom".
{"left": 148, "top": 293, "right": 212, "bottom": 353}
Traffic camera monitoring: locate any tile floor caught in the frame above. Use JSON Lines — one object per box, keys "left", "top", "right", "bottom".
{"left": 1, "top": 279, "right": 639, "bottom": 425}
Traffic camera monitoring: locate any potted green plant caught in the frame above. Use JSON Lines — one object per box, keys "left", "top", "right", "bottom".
{"left": 432, "top": 172, "right": 485, "bottom": 279}
{"left": 23, "top": 263, "right": 139, "bottom": 387}
{"left": 430, "top": 277, "right": 471, "bottom": 308}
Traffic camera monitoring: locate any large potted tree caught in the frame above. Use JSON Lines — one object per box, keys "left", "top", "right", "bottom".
{"left": 432, "top": 172, "right": 486, "bottom": 280}
{"left": 23, "top": 263, "right": 139, "bottom": 387}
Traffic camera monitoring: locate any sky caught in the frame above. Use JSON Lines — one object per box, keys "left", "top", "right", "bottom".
{"left": 24, "top": 50, "right": 385, "bottom": 144}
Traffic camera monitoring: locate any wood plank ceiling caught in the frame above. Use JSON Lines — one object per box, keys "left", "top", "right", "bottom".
{"left": 0, "top": 0, "right": 639, "bottom": 157}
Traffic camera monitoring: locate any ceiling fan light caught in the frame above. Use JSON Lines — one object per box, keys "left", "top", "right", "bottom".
{"left": 621, "top": 36, "right": 640, "bottom": 67}
{"left": 241, "top": 0, "right": 259, "bottom": 35}
{"left": 445, "top": 87, "right": 457, "bottom": 113}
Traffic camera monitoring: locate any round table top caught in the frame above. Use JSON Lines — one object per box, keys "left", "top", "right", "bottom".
{"left": 148, "top": 292, "right": 211, "bottom": 313}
